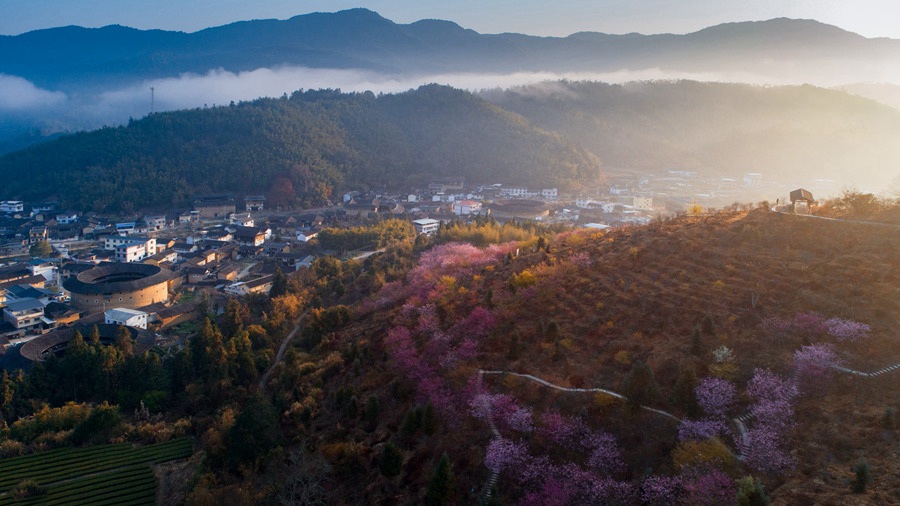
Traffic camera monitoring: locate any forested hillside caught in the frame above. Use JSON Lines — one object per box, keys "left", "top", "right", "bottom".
{"left": 2, "top": 210, "right": 899, "bottom": 503}
{"left": 0, "top": 85, "right": 599, "bottom": 212}
{"left": 482, "top": 80, "right": 900, "bottom": 189}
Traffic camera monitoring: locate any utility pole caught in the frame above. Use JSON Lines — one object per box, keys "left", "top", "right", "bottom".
{"left": 150, "top": 86, "right": 155, "bottom": 114}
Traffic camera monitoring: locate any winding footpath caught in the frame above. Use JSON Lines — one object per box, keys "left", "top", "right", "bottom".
{"left": 257, "top": 310, "right": 309, "bottom": 391}
{"left": 730, "top": 361, "right": 900, "bottom": 459}
{"left": 476, "top": 369, "right": 680, "bottom": 505}
{"left": 479, "top": 370, "right": 681, "bottom": 422}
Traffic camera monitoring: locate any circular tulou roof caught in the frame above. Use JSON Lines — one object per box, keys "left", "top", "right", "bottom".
{"left": 63, "top": 262, "right": 173, "bottom": 295}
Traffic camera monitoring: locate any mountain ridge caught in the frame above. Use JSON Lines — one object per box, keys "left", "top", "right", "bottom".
{"left": 3, "top": 9, "right": 896, "bottom": 92}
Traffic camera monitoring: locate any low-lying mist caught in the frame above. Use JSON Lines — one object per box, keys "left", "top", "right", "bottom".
{"left": 5, "top": 63, "right": 899, "bottom": 139}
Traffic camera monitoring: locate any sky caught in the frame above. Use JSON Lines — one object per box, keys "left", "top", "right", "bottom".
{"left": 2, "top": 0, "right": 900, "bottom": 39}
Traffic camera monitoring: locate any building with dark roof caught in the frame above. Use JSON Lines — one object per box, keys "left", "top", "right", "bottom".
{"left": 63, "top": 262, "right": 174, "bottom": 311}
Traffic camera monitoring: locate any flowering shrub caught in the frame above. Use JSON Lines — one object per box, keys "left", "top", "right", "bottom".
{"left": 793, "top": 343, "right": 841, "bottom": 395}
{"left": 677, "top": 418, "right": 729, "bottom": 442}
{"left": 825, "top": 318, "right": 871, "bottom": 341}
{"left": 695, "top": 377, "right": 736, "bottom": 419}
{"left": 484, "top": 438, "right": 529, "bottom": 473}
{"left": 793, "top": 312, "right": 827, "bottom": 338}
{"left": 680, "top": 468, "right": 737, "bottom": 506}
{"left": 568, "top": 252, "right": 593, "bottom": 268}
{"left": 747, "top": 368, "right": 797, "bottom": 404}
{"left": 760, "top": 312, "right": 869, "bottom": 342}
{"left": 640, "top": 475, "right": 682, "bottom": 506}
{"left": 744, "top": 368, "right": 797, "bottom": 474}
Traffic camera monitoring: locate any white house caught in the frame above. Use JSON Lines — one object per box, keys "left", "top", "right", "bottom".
{"left": 25, "top": 260, "right": 57, "bottom": 285}
{"left": 144, "top": 215, "right": 167, "bottom": 232}
{"left": 56, "top": 211, "right": 79, "bottom": 224}
{"left": 2, "top": 298, "right": 45, "bottom": 333}
{"left": 452, "top": 200, "right": 483, "bottom": 216}
{"left": 0, "top": 201, "right": 24, "bottom": 213}
{"left": 105, "top": 307, "right": 148, "bottom": 329}
{"left": 224, "top": 275, "right": 274, "bottom": 296}
{"left": 500, "top": 187, "right": 531, "bottom": 198}
{"left": 229, "top": 213, "right": 255, "bottom": 228}
{"left": 105, "top": 237, "right": 157, "bottom": 263}
{"left": 296, "top": 229, "right": 319, "bottom": 243}
{"left": 413, "top": 218, "right": 440, "bottom": 236}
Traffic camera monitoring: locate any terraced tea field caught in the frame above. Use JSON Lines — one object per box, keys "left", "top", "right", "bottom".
{"left": 0, "top": 438, "right": 192, "bottom": 505}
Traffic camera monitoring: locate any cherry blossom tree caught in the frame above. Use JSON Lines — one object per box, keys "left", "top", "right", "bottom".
{"left": 484, "top": 437, "right": 529, "bottom": 473}
{"left": 743, "top": 368, "right": 797, "bottom": 474}
{"left": 640, "top": 475, "right": 682, "bottom": 505}
{"left": 825, "top": 317, "right": 870, "bottom": 342}
{"left": 695, "top": 377, "right": 736, "bottom": 419}
{"left": 677, "top": 418, "right": 730, "bottom": 442}
{"left": 680, "top": 468, "right": 737, "bottom": 506}
{"left": 793, "top": 343, "right": 842, "bottom": 395}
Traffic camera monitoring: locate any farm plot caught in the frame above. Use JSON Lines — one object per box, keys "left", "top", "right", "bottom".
{"left": 0, "top": 438, "right": 191, "bottom": 506}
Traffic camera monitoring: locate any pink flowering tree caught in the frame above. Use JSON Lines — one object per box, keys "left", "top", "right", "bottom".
{"left": 680, "top": 468, "right": 737, "bottom": 506}
{"left": 695, "top": 377, "right": 737, "bottom": 419}
{"left": 793, "top": 312, "right": 827, "bottom": 338}
{"left": 677, "top": 419, "right": 730, "bottom": 442}
{"left": 640, "top": 475, "right": 682, "bottom": 506}
{"left": 793, "top": 343, "right": 842, "bottom": 395}
{"left": 743, "top": 368, "right": 797, "bottom": 474}
{"left": 825, "top": 317, "right": 870, "bottom": 342}
{"left": 484, "top": 437, "right": 529, "bottom": 473}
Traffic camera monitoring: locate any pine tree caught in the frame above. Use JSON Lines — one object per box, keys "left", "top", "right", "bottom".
{"left": 422, "top": 404, "right": 438, "bottom": 436}
{"left": 736, "top": 476, "right": 770, "bottom": 506}
{"left": 379, "top": 442, "right": 403, "bottom": 478}
{"left": 622, "top": 361, "right": 659, "bottom": 414}
{"left": 851, "top": 459, "right": 872, "bottom": 494}
{"left": 270, "top": 267, "right": 288, "bottom": 298}
{"left": 425, "top": 452, "right": 456, "bottom": 505}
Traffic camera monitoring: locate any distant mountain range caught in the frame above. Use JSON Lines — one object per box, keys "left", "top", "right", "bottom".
{"left": 3, "top": 8, "right": 899, "bottom": 93}
{"left": 2, "top": 9, "right": 899, "bottom": 197}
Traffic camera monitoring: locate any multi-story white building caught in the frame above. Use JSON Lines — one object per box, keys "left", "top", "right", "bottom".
{"left": 500, "top": 187, "right": 532, "bottom": 198}
{"left": 104, "top": 236, "right": 157, "bottom": 263}
{"left": 56, "top": 211, "right": 79, "bottom": 224}
{"left": 0, "top": 201, "right": 24, "bottom": 213}
{"left": 413, "top": 218, "right": 440, "bottom": 236}
{"left": 144, "top": 215, "right": 167, "bottom": 232}
{"left": 3, "top": 298, "right": 45, "bottom": 333}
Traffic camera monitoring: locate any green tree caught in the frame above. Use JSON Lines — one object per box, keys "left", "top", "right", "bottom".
{"left": 28, "top": 240, "right": 52, "bottom": 257}
{"left": 852, "top": 459, "right": 872, "bottom": 494}
{"left": 226, "top": 394, "right": 280, "bottom": 469}
{"left": 672, "top": 366, "right": 699, "bottom": 417}
{"left": 71, "top": 402, "right": 123, "bottom": 445}
{"left": 736, "top": 476, "right": 770, "bottom": 506}
{"left": 421, "top": 404, "right": 438, "bottom": 436}
{"left": 379, "top": 442, "right": 403, "bottom": 478}
{"left": 270, "top": 267, "right": 288, "bottom": 298}
{"left": 114, "top": 326, "right": 133, "bottom": 358}
{"left": 425, "top": 452, "right": 456, "bottom": 506}
{"left": 621, "top": 361, "right": 659, "bottom": 414}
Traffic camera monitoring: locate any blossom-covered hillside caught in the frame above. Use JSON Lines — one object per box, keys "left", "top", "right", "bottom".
{"left": 315, "top": 208, "right": 900, "bottom": 504}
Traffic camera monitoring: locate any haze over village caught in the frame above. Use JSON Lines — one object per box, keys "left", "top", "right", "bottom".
{"left": 0, "top": 2, "right": 899, "bottom": 505}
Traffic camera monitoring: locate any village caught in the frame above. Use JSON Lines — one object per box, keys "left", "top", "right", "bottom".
{"left": 0, "top": 169, "right": 817, "bottom": 363}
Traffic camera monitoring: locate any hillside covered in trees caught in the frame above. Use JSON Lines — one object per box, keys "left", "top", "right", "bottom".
{"left": 482, "top": 80, "right": 900, "bottom": 191}
{"left": 2, "top": 209, "right": 899, "bottom": 504}
{"left": 0, "top": 85, "right": 600, "bottom": 212}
